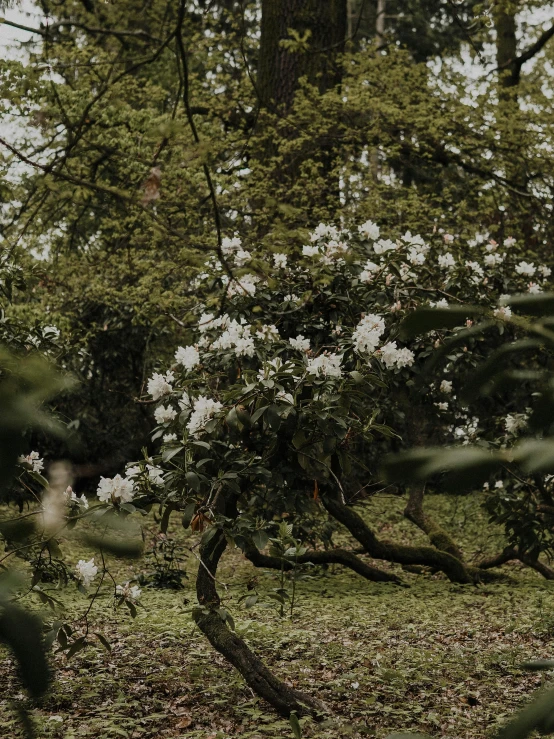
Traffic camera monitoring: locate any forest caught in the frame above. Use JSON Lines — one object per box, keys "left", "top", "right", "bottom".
{"left": 2, "top": 0, "right": 554, "bottom": 737}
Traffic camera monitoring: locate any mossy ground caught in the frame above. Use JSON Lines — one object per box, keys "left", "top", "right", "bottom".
{"left": 2, "top": 493, "right": 554, "bottom": 739}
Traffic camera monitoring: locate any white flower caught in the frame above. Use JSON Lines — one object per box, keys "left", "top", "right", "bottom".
{"left": 289, "top": 335, "right": 310, "bottom": 352}
{"left": 374, "top": 238, "right": 396, "bottom": 255}
{"left": 515, "top": 261, "right": 536, "bottom": 277}
{"left": 75, "top": 558, "right": 98, "bottom": 588}
{"left": 175, "top": 345, "right": 200, "bottom": 371}
{"left": 147, "top": 465, "right": 165, "bottom": 486}
{"left": 18, "top": 451, "right": 44, "bottom": 473}
{"left": 359, "top": 260, "right": 380, "bottom": 282}
{"left": 503, "top": 237, "right": 516, "bottom": 247}
{"left": 227, "top": 273, "right": 260, "bottom": 297}
{"left": 539, "top": 265, "right": 552, "bottom": 278}
{"left": 256, "top": 324, "right": 280, "bottom": 343}
{"left": 283, "top": 294, "right": 299, "bottom": 303}
{"left": 407, "top": 247, "right": 426, "bottom": 265}
{"left": 63, "top": 486, "right": 89, "bottom": 510}
{"left": 494, "top": 480, "right": 504, "bottom": 489}
{"left": 438, "top": 253, "right": 456, "bottom": 270}
{"left": 430, "top": 298, "right": 449, "bottom": 308}
{"left": 443, "top": 234, "right": 454, "bottom": 244}
{"left": 440, "top": 380, "right": 453, "bottom": 394}
{"left": 154, "top": 405, "right": 177, "bottom": 424}
{"left": 273, "top": 253, "right": 288, "bottom": 269}
{"left": 97, "top": 474, "right": 135, "bottom": 504}
{"left": 234, "top": 249, "right": 252, "bottom": 266}
{"left": 221, "top": 235, "right": 242, "bottom": 255}
{"left": 43, "top": 325, "right": 60, "bottom": 340}
{"left": 484, "top": 253, "right": 503, "bottom": 268}
{"left": 309, "top": 223, "right": 339, "bottom": 242}
{"left": 528, "top": 282, "right": 542, "bottom": 294}
{"left": 302, "top": 244, "right": 320, "bottom": 257}
{"left": 198, "top": 312, "right": 215, "bottom": 332}
{"left": 505, "top": 413, "right": 527, "bottom": 434}
{"left": 147, "top": 371, "right": 174, "bottom": 400}
{"left": 186, "top": 395, "right": 223, "bottom": 437}
{"left": 379, "top": 342, "right": 415, "bottom": 369}
{"left": 306, "top": 353, "right": 343, "bottom": 378}
{"left": 435, "top": 402, "right": 449, "bottom": 411}
{"left": 116, "top": 582, "right": 142, "bottom": 602}
{"left": 494, "top": 306, "right": 512, "bottom": 320}
{"left": 163, "top": 433, "right": 177, "bottom": 443}
{"left": 352, "top": 314, "right": 385, "bottom": 354}
{"left": 358, "top": 220, "right": 380, "bottom": 240}
{"left": 465, "top": 261, "right": 484, "bottom": 276}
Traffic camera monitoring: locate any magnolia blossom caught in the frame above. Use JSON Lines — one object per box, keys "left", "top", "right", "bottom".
{"left": 175, "top": 345, "right": 200, "bottom": 371}
{"left": 289, "top": 335, "right": 310, "bottom": 352}
{"left": 358, "top": 220, "right": 380, "bottom": 240}
{"left": 147, "top": 371, "right": 174, "bottom": 400}
{"left": 97, "top": 474, "right": 135, "bottom": 503}
{"left": 306, "top": 353, "right": 342, "bottom": 378}
{"left": 505, "top": 413, "right": 527, "bottom": 434}
{"left": 352, "top": 314, "right": 385, "bottom": 354}
{"left": 273, "top": 253, "right": 287, "bottom": 269}
{"left": 154, "top": 405, "right": 177, "bottom": 424}
{"left": 18, "top": 451, "right": 44, "bottom": 473}
{"left": 379, "top": 342, "right": 415, "bottom": 369}
{"left": 187, "top": 396, "right": 223, "bottom": 437}
{"left": 116, "top": 582, "right": 142, "bottom": 602}
{"left": 515, "top": 261, "right": 536, "bottom": 277}
{"left": 440, "top": 380, "right": 453, "bottom": 394}
{"left": 75, "top": 558, "right": 98, "bottom": 588}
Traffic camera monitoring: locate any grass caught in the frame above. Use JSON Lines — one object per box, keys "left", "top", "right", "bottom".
{"left": 2, "top": 492, "right": 554, "bottom": 739}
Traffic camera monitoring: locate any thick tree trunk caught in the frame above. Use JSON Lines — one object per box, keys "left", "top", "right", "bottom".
{"left": 193, "top": 524, "right": 327, "bottom": 717}
{"left": 258, "top": 0, "right": 347, "bottom": 111}
{"left": 243, "top": 541, "right": 403, "bottom": 584}
{"left": 321, "top": 493, "right": 474, "bottom": 584}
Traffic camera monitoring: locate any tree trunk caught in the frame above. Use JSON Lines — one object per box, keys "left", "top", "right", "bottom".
{"left": 258, "top": 0, "right": 347, "bottom": 112}
{"left": 193, "top": 524, "right": 327, "bottom": 717}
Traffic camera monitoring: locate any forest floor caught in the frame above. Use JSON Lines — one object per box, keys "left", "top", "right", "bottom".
{"left": 1, "top": 493, "right": 554, "bottom": 739}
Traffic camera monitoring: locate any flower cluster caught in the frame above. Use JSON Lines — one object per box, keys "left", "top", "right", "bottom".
{"left": 75, "top": 558, "right": 98, "bottom": 588}
{"left": 97, "top": 474, "right": 135, "bottom": 504}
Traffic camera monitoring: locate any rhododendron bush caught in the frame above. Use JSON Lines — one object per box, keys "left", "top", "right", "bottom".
{"left": 4, "top": 219, "right": 554, "bottom": 718}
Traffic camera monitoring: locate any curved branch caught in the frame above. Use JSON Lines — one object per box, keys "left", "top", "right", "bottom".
{"left": 321, "top": 493, "right": 473, "bottom": 584}
{"left": 404, "top": 484, "right": 464, "bottom": 560}
{"left": 193, "top": 526, "right": 327, "bottom": 718}
{"left": 243, "top": 542, "right": 403, "bottom": 584}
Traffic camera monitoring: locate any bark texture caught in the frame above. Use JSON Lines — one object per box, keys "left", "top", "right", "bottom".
{"left": 243, "top": 541, "right": 403, "bottom": 583}
{"left": 321, "top": 493, "right": 474, "bottom": 584}
{"left": 193, "top": 525, "right": 327, "bottom": 717}
{"left": 258, "top": 0, "right": 347, "bottom": 111}
{"left": 404, "top": 484, "right": 464, "bottom": 561}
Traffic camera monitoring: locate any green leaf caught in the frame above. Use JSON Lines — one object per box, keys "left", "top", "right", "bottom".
{"left": 244, "top": 594, "right": 258, "bottom": 608}
{"left": 185, "top": 471, "right": 201, "bottom": 492}
{"left": 66, "top": 636, "right": 87, "bottom": 659}
{"left": 496, "top": 684, "right": 554, "bottom": 739}
{"left": 252, "top": 530, "right": 269, "bottom": 550}
{"left": 462, "top": 339, "right": 543, "bottom": 400}
{"left": 399, "top": 305, "right": 485, "bottom": 339}
{"left": 289, "top": 711, "right": 302, "bottom": 739}
{"left": 521, "top": 660, "right": 554, "bottom": 671}
{"left": 95, "top": 633, "right": 112, "bottom": 652}
{"left": 182, "top": 502, "right": 197, "bottom": 529}
{"left": 501, "top": 292, "right": 554, "bottom": 316}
